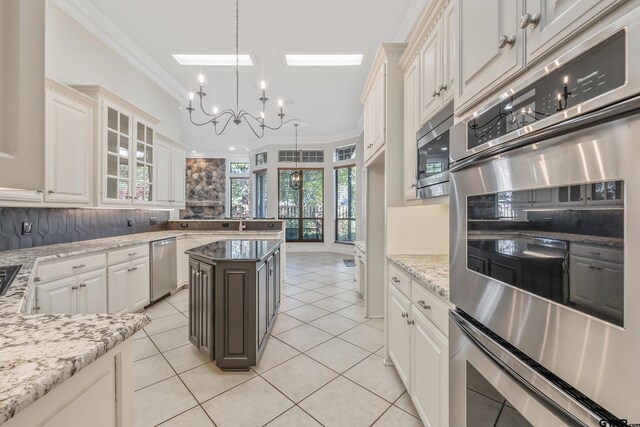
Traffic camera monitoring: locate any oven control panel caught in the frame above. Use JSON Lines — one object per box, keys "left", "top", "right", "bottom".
{"left": 467, "top": 30, "right": 626, "bottom": 150}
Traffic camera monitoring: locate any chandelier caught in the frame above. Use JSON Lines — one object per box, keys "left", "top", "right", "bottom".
{"left": 186, "top": 0, "right": 285, "bottom": 138}
{"left": 289, "top": 123, "right": 302, "bottom": 190}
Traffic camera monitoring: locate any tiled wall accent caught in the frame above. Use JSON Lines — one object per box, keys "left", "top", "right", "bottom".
{"left": 0, "top": 208, "right": 170, "bottom": 252}
{"left": 180, "top": 158, "right": 226, "bottom": 219}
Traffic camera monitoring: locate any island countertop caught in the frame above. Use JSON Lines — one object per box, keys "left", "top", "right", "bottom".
{"left": 186, "top": 239, "right": 283, "bottom": 262}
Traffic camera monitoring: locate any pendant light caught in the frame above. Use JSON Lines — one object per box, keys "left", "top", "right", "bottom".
{"left": 289, "top": 123, "right": 302, "bottom": 190}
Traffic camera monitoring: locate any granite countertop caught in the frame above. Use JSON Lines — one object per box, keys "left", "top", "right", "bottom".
{"left": 354, "top": 241, "right": 365, "bottom": 254}
{"left": 387, "top": 254, "right": 450, "bottom": 301}
{"left": 186, "top": 239, "right": 283, "bottom": 262}
{"left": 0, "top": 229, "right": 282, "bottom": 425}
{"left": 468, "top": 230, "right": 623, "bottom": 247}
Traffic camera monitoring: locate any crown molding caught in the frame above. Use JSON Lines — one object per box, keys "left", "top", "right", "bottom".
{"left": 45, "top": 77, "right": 97, "bottom": 107}
{"left": 360, "top": 42, "right": 408, "bottom": 103}
{"left": 245, "top": 127, "right": 364, "bottom": 152}
{"left": 71, "top": 85, "right": 161, "bottom": 125}
{"left": 52, "top": 0, "right": 187, "bottom": 102}
{"left": 398, "top": 0, "right": 449, "bottom": 70}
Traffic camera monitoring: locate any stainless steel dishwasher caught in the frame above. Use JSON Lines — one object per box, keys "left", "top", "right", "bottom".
{"left": 150, "top": 237, "right": 177, "bottom": 303}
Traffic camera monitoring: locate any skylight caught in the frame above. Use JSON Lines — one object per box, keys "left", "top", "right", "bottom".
{"left": 285, "top": 54, "right": 364, "bottom": 66}
{"left": 172, "top": 54, "right": 254, "bottom": 66}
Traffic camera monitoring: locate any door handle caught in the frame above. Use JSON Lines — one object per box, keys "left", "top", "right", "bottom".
{"left": 72, "top": 264, "right": 86, "bottom": 269}
{"left": 417, "top": 300, "right": 431, "bottom": 310}
{"left": 128, "top": 252, "right": 138, "bottom": 256}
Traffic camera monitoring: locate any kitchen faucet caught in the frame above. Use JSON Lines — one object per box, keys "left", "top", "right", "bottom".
{"left": 239, "top": 218, "right": 247, "bottom": 231}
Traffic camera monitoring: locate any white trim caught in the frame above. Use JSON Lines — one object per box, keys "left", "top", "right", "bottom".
{"left": 246, "top": 127, "right": 364, "bottom": 151}
{"left": 52, "top": 0, "right": 187, "bottom": 102}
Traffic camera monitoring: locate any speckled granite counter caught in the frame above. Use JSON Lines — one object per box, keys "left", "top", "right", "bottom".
{"left": 387, "top": 254, "right": 450, "bottom": 301}
{"left": 468, "top": 230, "right": 623, "bottom": 247}
{"left": 354, "top": 241, "right": 365, "bottom": 254}
{"left": 0, "top": 229, "right": 281, "bottom": 425}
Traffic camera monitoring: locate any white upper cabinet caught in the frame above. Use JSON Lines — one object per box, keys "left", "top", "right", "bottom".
{"left": 172, "top": 147, "right": 186, "bottom": 207}
{"left": 0, "top": 0, "right": 45, "bottom": 193}
{"left": 523, "top": 0, "right": 624, "bottom": 63}
{"left": 457, "top": 0, "right": 523, "bottom": 112}
{"left": 103, "top": 101, "right": 134, "bottom": 205}
{"left": 133, "top": 119, "right": 155, "bottom": 206}
{"left": 155, "top": 139, "right": 172, "bottom": 206}
{"left": 419, "top": 27, "right": 442, "bottom": 124}
{"left": 441, "top": 1, "right": 456, "bottom": 105}
{"left": 373, "top": 64, "right": 386, "bottom": 151}
{"left": 44, "top": 79, "right": 95, "bottom": 204}
{"left": 404, "top": 56, "right": 419, "bottom": 200}
{"left": 155, "top": 134, "right": 186, "bottom": 209}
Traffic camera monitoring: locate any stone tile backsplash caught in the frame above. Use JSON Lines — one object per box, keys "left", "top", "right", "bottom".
{"left": 0, "top": 208, "right": 170, "bottom": 252}
{"left": 180, "top": 158, "right": 227, "bottom": 219}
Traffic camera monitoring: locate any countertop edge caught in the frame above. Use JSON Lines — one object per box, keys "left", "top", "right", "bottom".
{"left": 387, "top": 254, "right": 451, "bottom": 303}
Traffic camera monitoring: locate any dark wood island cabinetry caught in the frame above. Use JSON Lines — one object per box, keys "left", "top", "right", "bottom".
{"left": 186, "top": 239, "right": 282, "bottom": 371}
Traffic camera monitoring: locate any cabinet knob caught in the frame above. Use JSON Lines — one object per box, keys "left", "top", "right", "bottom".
{"left": 71, "top": 286, "right": 78, "bottom": 290}
{"left": 438, "top": 84, "right": 448, "bottom": 93}
{"left": 128, "top": 252, "right": 138, "bottom": 256}
{"left": 401, "top": 312, "right": 409, "bottom": 318}
{"left": 497, "top": 35, "right": 516, "bottom": 49}
{"left": 48, "top": 190, "right": 55, "bottom": 194}
{"left": 72, "top": 264, "right": 87, "bottom": 269}
{"left": 407, "top": 319, "right": 415, "bottom": 325}
{"left": 418, "top": 300, "right": 431, "bottom": 310}
{"left": 391, "top": 277, "right": 400, "bottom": 283}
{"left": 79, "top": 283, "right": 87, "bottom": 288}
{"left": 519, "top": 12, "right": 540, "bottom": 29}
{"left": 410, "top": 184, "right": 416, "bottom": 188}
{"left": 432, "top": 90, "right": 440, "bottom": 98}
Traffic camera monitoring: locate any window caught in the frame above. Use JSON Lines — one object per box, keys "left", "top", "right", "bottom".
{"left": 335, "top": 144, "right": 356, "bottom": 161}
{"left": 255, "top": 152, "right": 267, "bottom": 166}
{"left": 278, "top": 169, "right": 324, "bottom": 242}
{"left": 254, "top": 170, "right": 268, "bottom": 218}
{"left": 230, "top": 178, "right": 250, "bottom": 217}
{"left": 230, "top": 162, "right": 250, "bottom": 174}
{"left": 335, "top": 166, "right": 357, "bottom": 242}
{"left": 278, "top": 150, "right": 324, "bottom": 163}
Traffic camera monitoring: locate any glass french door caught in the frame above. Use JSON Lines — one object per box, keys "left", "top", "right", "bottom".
{"left": 335, "top": 165, "right": 357, "bottom": 242}
{"left": 278, "top": 168, "right": 324, "bottom": 242}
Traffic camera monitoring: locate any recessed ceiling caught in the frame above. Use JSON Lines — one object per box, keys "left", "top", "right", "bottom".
{"left": 79, "top": 0, "right": 427, "bottom": 152}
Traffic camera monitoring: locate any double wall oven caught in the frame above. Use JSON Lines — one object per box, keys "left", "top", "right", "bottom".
{"left": 450, "top": 8, "right": 640, "bottom": 427}
{"left": 417, "top": 103, "right": 453, "bottom": 198}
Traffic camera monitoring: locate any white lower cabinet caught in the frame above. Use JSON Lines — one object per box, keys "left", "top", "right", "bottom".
{"left": 411, "top": 306, "right": 448, "bottom": 427}
{"left": 389, "top": 285, "right": 412, "bottom": 388}
{"left": 37, "top": 269, "right": 107, "bottom": 314}
{"left": 107, "top": 257, "right": 149, "bottom": 314}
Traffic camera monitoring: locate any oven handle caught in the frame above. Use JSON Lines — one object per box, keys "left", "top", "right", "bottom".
{"left": 450, "top": 310, "right": 593, "bottom": 427}
{"left": 450, "top": 94, "right": 640, "bottom": 173}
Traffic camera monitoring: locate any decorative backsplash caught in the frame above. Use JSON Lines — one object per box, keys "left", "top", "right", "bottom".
{"left": 180, "top": 158, "right": 226, "bottom": 219}
{"left": 0, "top": 208, "right": 170, "bottom": 252}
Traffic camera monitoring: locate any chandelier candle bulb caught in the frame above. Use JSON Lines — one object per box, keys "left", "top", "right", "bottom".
{"left": 199, "top": 74, "right": 205, "bottom": 84}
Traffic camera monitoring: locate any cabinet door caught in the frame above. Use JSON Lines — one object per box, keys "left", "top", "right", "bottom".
{"left": 363, "top": 96, "right": 374, "bottom": 161}
{"left": 267, "top": 255, "right": 276, "bottom": 327}
{"left": 257, "top": 262, "right": 268, "bottom": 350}
{"left": 411, "top": 308, "right": 448, "bottom": 427}
{"left": 172, "top": 147, "right": 186, "bottom": 206}
{"left": 532, "top": 188, "right": 554, "bottom": 207}
{"left": 37, "top": 277, "right": 77, "bottom": 314}
{"left": 133, "top": 119, "right": 154, "bottom": 205}
{"left": 597, "top": 260, "right": 623, "bottom": 320}
{"left": 389, "top": 285, "right": 412, "bottom": 388}
{"left": 404, "top": 56, "right": 419, "bottom": 200}
{"left": 524, "top": 0, "right": 623, "bottom": 63}
{"left": 273, "top": 249, "right": 281, "bottom": 310}
{"left": 177, "top": 238, "right": 189, "bottom": 286}
{"left": 373, "top": 64, "right": 386, "bottom": 149}
{"left": 419, "top": 26, "right": 442, "bottom": 124}
{"left": 103, "top": 103, "right": 133, "bottom": 205}
{"left": 188, "top": 259, "right": 200, "bottom": 347}
{"left": 568, "top": 254, "right": 599, "bottom": 309}
{"left": 199, "top": 263, "right": 214, "bottom": 359}
{"left": 557, "top": 185, "right": 585, "bottom": 206}
{"left": 512, "top": 189, "right": 532, "bottom": 207}
{"left": 107, "top": 263, "right": 130, "bottom": 314}
{"left": 44, "top": 86, "right": 92, "bottom": 204}
{"left": 457, "top": 0, "right": 523, "bottom": 111}
{"left": 440, "top": 2, "right": 456, "bottom": 105}
{"left": 76, "top": 269, "right": 107, "bottom": 313}
{"left": 154, "top": 140, "right": 172, "bottom": 206}
{"left": 129, "top": 257, "right": 150, "bottom": 312}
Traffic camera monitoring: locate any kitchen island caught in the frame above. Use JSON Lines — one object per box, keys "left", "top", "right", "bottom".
{"left": 186, "top": 239, "right": 283, "bottom": 371}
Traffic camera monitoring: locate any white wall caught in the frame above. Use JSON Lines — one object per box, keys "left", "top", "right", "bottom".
{"left": 44, "top": 1, "right": 180, "bottom": 141}
{"left": 386, "top": 204, "right": 449, "bottom": 254}
{"left": 249, "top": 134, "right": 364, "bottom": 253}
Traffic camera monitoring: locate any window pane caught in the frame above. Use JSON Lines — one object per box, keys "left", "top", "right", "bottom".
{"left": 278, "top": 170, "right": 300, "bottom": 218}
{"left": 335, "top": 166, "right": 357, "bottom": 242}
{"left": 255, "top": 152, "right": 267, "bottom": 165}
{"left": 302, "top": 219, "right": 323, "bottom": 241}
{"left": 335, "top": 144, "right": 356, "bottom": 161}
{"left": 285, "top": 219, "right": 299, "bottom": 241}
{"left": 230, "top": 178, "right": 250, "bottom": 218}
{"left": 230, "top": 162, "right": 250, "bottom": 174}
{"left": 278, "top": 168, "right": 324, "bottom": 242}
{"left": 302, "top": 170, "right": 324, "bottom": 219}
{"left": 255, "top": 170, "right": 268, "bottom": 218}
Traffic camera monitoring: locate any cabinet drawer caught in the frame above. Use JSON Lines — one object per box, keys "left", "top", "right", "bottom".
{"left": 108, "top": 244, "right": 149, "bottom": 265}
{"left": 388, "top": 263, "right": 411, "bottom": 298}
{"left": 36, "top": 253, "right": 106, "bottom": 282}
{"left": 412, "top": 280, "right": 449, "bottom": 336}
{"left": 570, "top": 243, "right": 623, "bottom": 264}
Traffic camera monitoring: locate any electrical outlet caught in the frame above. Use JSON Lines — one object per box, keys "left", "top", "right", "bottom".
{"left": 149, "top": 216, "right": 158, "bottom": 225}
{"left": 127, "top": 218, "right": 133, "bottom": 227}
{"left": 21, "top": 221, "right": 32, "bottom": 235}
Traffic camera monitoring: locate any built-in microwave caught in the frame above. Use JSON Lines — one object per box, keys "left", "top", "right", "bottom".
{"left": 416, "top": 103, "right": 453, "bottom": 198}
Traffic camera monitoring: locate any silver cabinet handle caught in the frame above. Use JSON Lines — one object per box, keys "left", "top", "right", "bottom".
{"left": 79, "top": 283, "right": 86, "bottom": 288}
{"left": 418, "top": 300, "right": 431, "bottom": 310}
{"left": 519, "top": 12, "right": 540, "bottom": 29}
{"left": 497, "top": 35, "right": 516, "bottom": 49}
{"left": 407, "top": 319, "right": 415, "bottom": 325}
{"left": 431, "top": 90, "right": 440, "bottom": 98}
{"left": 48, "top": 190, "right": 55, "bottom": 194}
{"left": 71, "top": 286, "right": 78, "bottom": 290}
{"left": 438, "top": 84, "right": 448, "bottom": 93}
{"left": 128, "top": 252, "right": 137, "bottom": 256}
{"left": 391, "top": 277, "right": 400, "bottom": 283}
{"left": 127, "top": 267, "right": 138, "bottom": 272}
{"left": 401, "top": 312, "right": 409, "bottom": 318}
{"left": 72, "top": 264, "right": 86, "bottom": 269}
{"left": 410, "top": 184, "right": 416, "bottom": 188}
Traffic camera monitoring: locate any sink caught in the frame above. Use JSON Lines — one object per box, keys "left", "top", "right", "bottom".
{"left": 0, "top": 265, "right": 21, "bottom": 296}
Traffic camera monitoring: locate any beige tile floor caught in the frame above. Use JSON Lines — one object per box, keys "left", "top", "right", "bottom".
{"left": 133, "top": 252, "right": 423, "bottom": 427}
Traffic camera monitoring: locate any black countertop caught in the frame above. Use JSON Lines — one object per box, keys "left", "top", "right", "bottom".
{"left": 185, "top": 239, "right": 282, "bottom": 262}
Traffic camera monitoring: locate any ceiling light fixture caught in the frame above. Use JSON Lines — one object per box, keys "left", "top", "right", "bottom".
{"left": 173, "top": 54, "right": 254, "bottom": 66}
{"left": 186, "top": 0, "right": 285, "bottom": 138}
{"left": 285, "top": 54, "right": 363, "bottom": 66}
{"left": 289, "top": 123, "right": 302, "bottom": 190}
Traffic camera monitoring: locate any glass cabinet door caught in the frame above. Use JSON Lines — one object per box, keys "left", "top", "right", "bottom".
{"left": 134, "top": 120, "right": 154, "bottom": 204}
{"left": 105, "top": 106, "right": 132, "bottom": 202}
